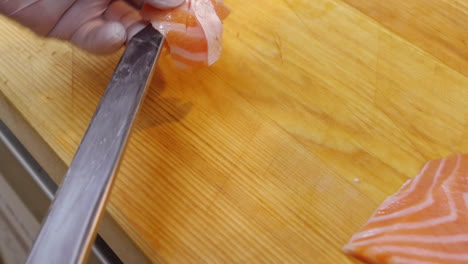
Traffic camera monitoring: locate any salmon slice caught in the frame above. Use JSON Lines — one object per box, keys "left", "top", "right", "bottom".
{"left": 140, "top": 0, "right": 230, "bottom": 70}
{"left": 344, "top": 153, "right": 468, "bottom": 264}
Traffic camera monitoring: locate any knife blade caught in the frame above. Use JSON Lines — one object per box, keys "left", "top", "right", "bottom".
{"left": 26, "top": 25, "right": 164, "bottom": 264}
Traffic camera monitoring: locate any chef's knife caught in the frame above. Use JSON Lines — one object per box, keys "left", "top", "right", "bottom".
{"left": 26, "top": 25, "right": 164, "bottom": 264}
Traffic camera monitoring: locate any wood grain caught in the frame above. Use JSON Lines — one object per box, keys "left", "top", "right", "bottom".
{"left": 0, "top": 0, "right": 467, "bottom": 263}
{"left": 341, "top": 0, "right": 468, "bottom": 77}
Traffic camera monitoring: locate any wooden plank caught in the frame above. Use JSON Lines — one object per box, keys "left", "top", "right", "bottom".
{"left": 340, "top": 0, "right": 468, "bottom": 77}
{"left": 0, "top": 0, "right": 467, "bottom": 263}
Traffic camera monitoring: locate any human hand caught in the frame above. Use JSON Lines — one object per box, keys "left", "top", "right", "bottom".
{"left": 0, "top": 0, "right": 184, "bottom": 54}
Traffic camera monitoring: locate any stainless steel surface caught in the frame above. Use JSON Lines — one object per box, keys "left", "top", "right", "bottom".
{"left": 0, "top": 121, "right": 56, "bottom": 220}
{"left": 0, "top": 121, "right": 123, "bottom": 264}
{"left": 1, "top": 88, "right": 152, "bottom": 264}
{"left": 26, "top": 26, "right": 164, "bottom": 264}
{"left": 0, "top": 171, "right": 39, "bottom": 264}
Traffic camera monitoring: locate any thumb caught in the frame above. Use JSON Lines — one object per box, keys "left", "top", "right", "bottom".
{"left": 144, "top": 0, "right": 184, "bottom": 9}
{"left": 70, "top": 20, "right": 127, "bottom": 54}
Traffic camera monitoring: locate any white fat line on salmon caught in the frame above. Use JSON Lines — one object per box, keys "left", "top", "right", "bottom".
{"left": 367, "top": 161, "right": 433, "bottom": 223}
{"left": 173, "top": 61, "right": 191, "bottom": 70}
{"left": 373, "top": 161, "right": 431, "bottom": 215}
{"left": 347, "top": 233, "right": 468, "bottom": 248}
{"left": 464, "top": 193, "right": 468, "bottom": 208}
{"left": 150, "top": 22, "right": 205, "bottom": 38}
{"left": 350, "top": 165, "right": 428, "bottom": 231}
{"left": 366, "top": 245, "right": 468, "bottom": 261}
{"left": 351, "top": 154, "right": 461, "bottom": 241}
{"left": 351, "top": 182, "right": 460, "bottom": 243}
{"left": 391, "top": 256, "right": 448, "bottom": 264}
{"left": 193, "top": 0, "right": 223, "bottom": 65}
{"left": 170, "top": 47, "right": 207, "bottom": 61}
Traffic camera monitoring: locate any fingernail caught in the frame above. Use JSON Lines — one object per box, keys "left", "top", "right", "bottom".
{"left": 127, "top": 22, "right": 147, "bottom": 42}
{"left": 145, "top": 0, "right": 184, "bottom": 9}
{"left": 72, "top": 21, "right": 126, "bottom": 55}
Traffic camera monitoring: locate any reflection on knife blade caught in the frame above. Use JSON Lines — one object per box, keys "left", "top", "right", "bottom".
{"left": 26, "top": 25, "right": 164, "bottom": 264}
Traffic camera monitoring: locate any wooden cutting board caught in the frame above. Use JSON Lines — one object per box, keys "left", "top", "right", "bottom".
{"left": 0, "top": 0, "right": 467, "bottom": 263}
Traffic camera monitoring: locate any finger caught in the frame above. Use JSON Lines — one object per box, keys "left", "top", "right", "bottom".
{"left": 105, "top": 1, "right": 142, "bottom": 27}
{"left": 127, "top": 23, "right": 147, "bottom": 40}
{"left": 145, "top": 0, "right": 184, "bottom": 9}
{"left": 1, "top": 0, "right": 39, "bottom": 16}
{"left": 104, "top": 1, "right": 135, "bottom": 21}
{"left": 70, "top": 19, "right": 126, "bottom": 54}
{"left": 104, "top": 1, "right": 147, "bottom": 40}
{"left": 10, "top": 0, "right": 77, "bottom": 35}
{"left": 120, "top": 10, "right": 143, "bottom": 28}
{"left": 49, "top": 0, "right": 110, "bottom": 40}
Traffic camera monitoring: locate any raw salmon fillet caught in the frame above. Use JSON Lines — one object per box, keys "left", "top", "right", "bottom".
{"left": 141, "top": 0, "right": 230, "bottom": 70}
{"left": 344, "top": 153, "right": 468, "bottom": 264}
